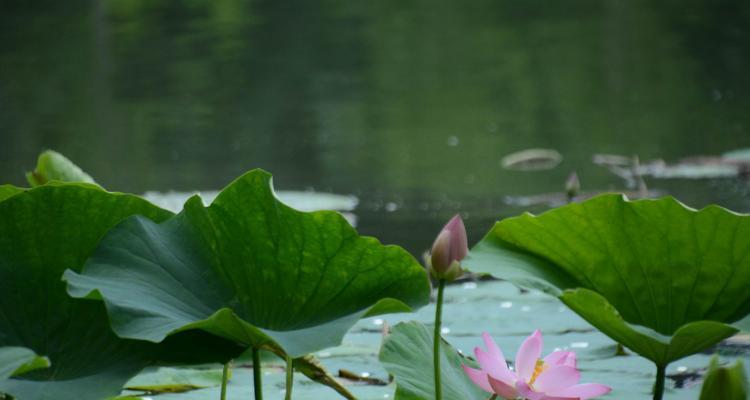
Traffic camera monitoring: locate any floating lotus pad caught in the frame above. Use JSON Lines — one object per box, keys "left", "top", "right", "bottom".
{"left": 142, "top": 189, "right": 358, "bottom": 214}
{"left": 65, "top": 169, "right": 430, "bottom": 358}
{"left": 466, "top": 194, "right": 750, "bottom": 366}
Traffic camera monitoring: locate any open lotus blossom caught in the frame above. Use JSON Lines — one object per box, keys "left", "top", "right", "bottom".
{"left": 463, "top": 330, "right": 611, "bottom": 400}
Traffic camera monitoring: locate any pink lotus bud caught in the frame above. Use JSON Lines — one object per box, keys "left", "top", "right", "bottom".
{"left": 430, "top": 215, "right": 468, "bottom": 279}
{"left": 565, "top": 171, "right": 580, "bottom": 202}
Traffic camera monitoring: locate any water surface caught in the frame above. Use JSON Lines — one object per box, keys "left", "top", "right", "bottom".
{"left": 2, "top": 2, "right": 750, "bottom": 398}
{"left": 2, "top": 0, "right": 750, "bottom": 253}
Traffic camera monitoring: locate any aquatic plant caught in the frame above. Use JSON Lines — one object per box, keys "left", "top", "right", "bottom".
{"left": 4, "top": 149, "right": 747, "bottom": 399}
{"left": 463, "top": 330, "right": 611, "bottom": 399}
{"left": 426, "top": 214, "right": 468, "bottom": 400}
{"left": 466, "top": 194, "right": 750, "bottom": 399}
{"left": 25, "top": 150, "right": 97, "bottom": 187}
{"left": 380, "top": 321, "right": 488, "bottom": 400}
{"left": 699, "top": 356, "right": 747, "bottom": 400}
{"left": 0, "top": 347, "right": 49, "bottom": 381}
{"left": 0, "top": 183, "right": 241, "bottom": 400}
{"left": 64, "top": 169, "right": 431, "bottom": 400}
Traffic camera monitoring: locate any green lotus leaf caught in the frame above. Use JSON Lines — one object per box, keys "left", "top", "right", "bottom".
{"left": 124, "top": 366, "right": 226, "bottom": 393}
{"left": 466, "top": 194, "right": 749, "bottom": 367}
{"left": 0, "top": 185, "right": 24, "bottom": 203}
{"left": 0, "top": 183, "right": 168, "bottom": 399}
{"left": 699, "top": 356, "right": 747, "bottom": 400}
{"left": 25, "top": 150, "right": 97, "bottom": 187}
{"left": 65, "top": 169, "right": 430, "bottom": 358}
{"left": 0, "top": 183, "right": 242, "bottom": 400}
{"left": 379, "top": 321, "right": 485, "bottom": 400}
{"left": 0, "top": 347, "right": 50, "bottom": 380}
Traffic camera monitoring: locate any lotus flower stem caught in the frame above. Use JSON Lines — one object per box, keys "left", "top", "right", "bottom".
{"left": 433, "top": 278, "right": 446, "bottom": 400}
{"left": 653, "top": 364, "right": 666, "bottom": 400}
{"left": 253, "top": 348, "right": 263, "bottom": 400}
{"left": 221, "top": 362, "right": 230, "bottom": 400}
{"left": 285, "top": 355, "right": 294, "bottom": 400}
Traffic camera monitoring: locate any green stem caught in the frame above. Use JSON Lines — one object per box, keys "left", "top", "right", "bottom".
{"left": 221, "top": 362, "right": 230, "bottom": 400}
{"left": 285, "top": 355, "right": 294, "bottom": 400}
{"left": 434, "top": 279, "right": 446, "bottom": 400}
{"left": 653, "top": 364, "right": 666, "bottom": 400}
{"left": 253, "top": 348, "right": 263, "bottom": 400}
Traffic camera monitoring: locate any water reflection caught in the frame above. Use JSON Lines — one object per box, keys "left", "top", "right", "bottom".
{"left": 1, "top": 0, "right": 750, "bottom": 254}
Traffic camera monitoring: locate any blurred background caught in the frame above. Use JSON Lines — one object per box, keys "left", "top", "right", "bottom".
{"left": 2, "top": 0, "right": 750, "bottom": 255}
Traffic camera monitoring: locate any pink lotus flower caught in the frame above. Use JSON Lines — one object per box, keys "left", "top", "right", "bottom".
{"left": 463, "top": 330, "right": 611, "bottom": 400}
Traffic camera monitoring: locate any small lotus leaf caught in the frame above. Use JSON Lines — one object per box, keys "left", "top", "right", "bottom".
{"left": 25, "top": 150, "right": 96, "bottom": 187}
{"left": 379, "top": 321, "right": 485, "bottom": 400}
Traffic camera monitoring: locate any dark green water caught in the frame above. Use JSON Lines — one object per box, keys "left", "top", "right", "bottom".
{"left": 2, "top": 0, "right": 750, "bottom": 254}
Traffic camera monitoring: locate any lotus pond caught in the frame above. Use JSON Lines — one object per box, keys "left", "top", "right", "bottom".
{"left": 2, "top": 1, "right": 750, "bottom": 399}
{"left": 0, "top": 151, "right": 748, "bottom": 400}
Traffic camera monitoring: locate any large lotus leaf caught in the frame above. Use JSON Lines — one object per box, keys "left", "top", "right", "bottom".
{"left": 25, "top": 150, "right": 97, "bottom": 187}
{"left": 65, "top": 169, "right": 430, "bottom": 358}
{"left": 0, "top": 183, "right": 169, "bottom": 399}
{"left": 0, "top": 347, "right": 49, "bottom": 380}
{"left": 0, "top": 183, "right": 243, "bottom": 400}
{"left": 379, "top": 321, "right": 485, "bottom": 400}
{"left": 0, "top": 185, "right": 24, "bottom": 203}
{"left": 466, "top": 194, "right": 749, "bottom": 366}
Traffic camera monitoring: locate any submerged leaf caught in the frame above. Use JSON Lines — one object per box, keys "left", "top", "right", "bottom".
{"left": 379, "top": 321, "right": 485, "bottom": 400}
{"left": 466, "top": 194, "right": 749, "bottom": 366}
{"left": 65, "top": 169, "right": 430, "bottom": 358}
{"left": 25, "top": 150, "right": 96, "bottom": 187}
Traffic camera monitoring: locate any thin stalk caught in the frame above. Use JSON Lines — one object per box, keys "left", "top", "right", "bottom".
{"left": 220, "top": 362, "right": 230, "bottom": 400}
{"left": 253, "top": 348, "right": 263, "bottom": 400}
{"left": 285, "top": 355, "right": 294, "bottom": 400}
{"left": 653, "top": 364, "right": 666, "bottom": 400}
{"left": 433, "top": 279, "right": 446, "bottom": 400}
